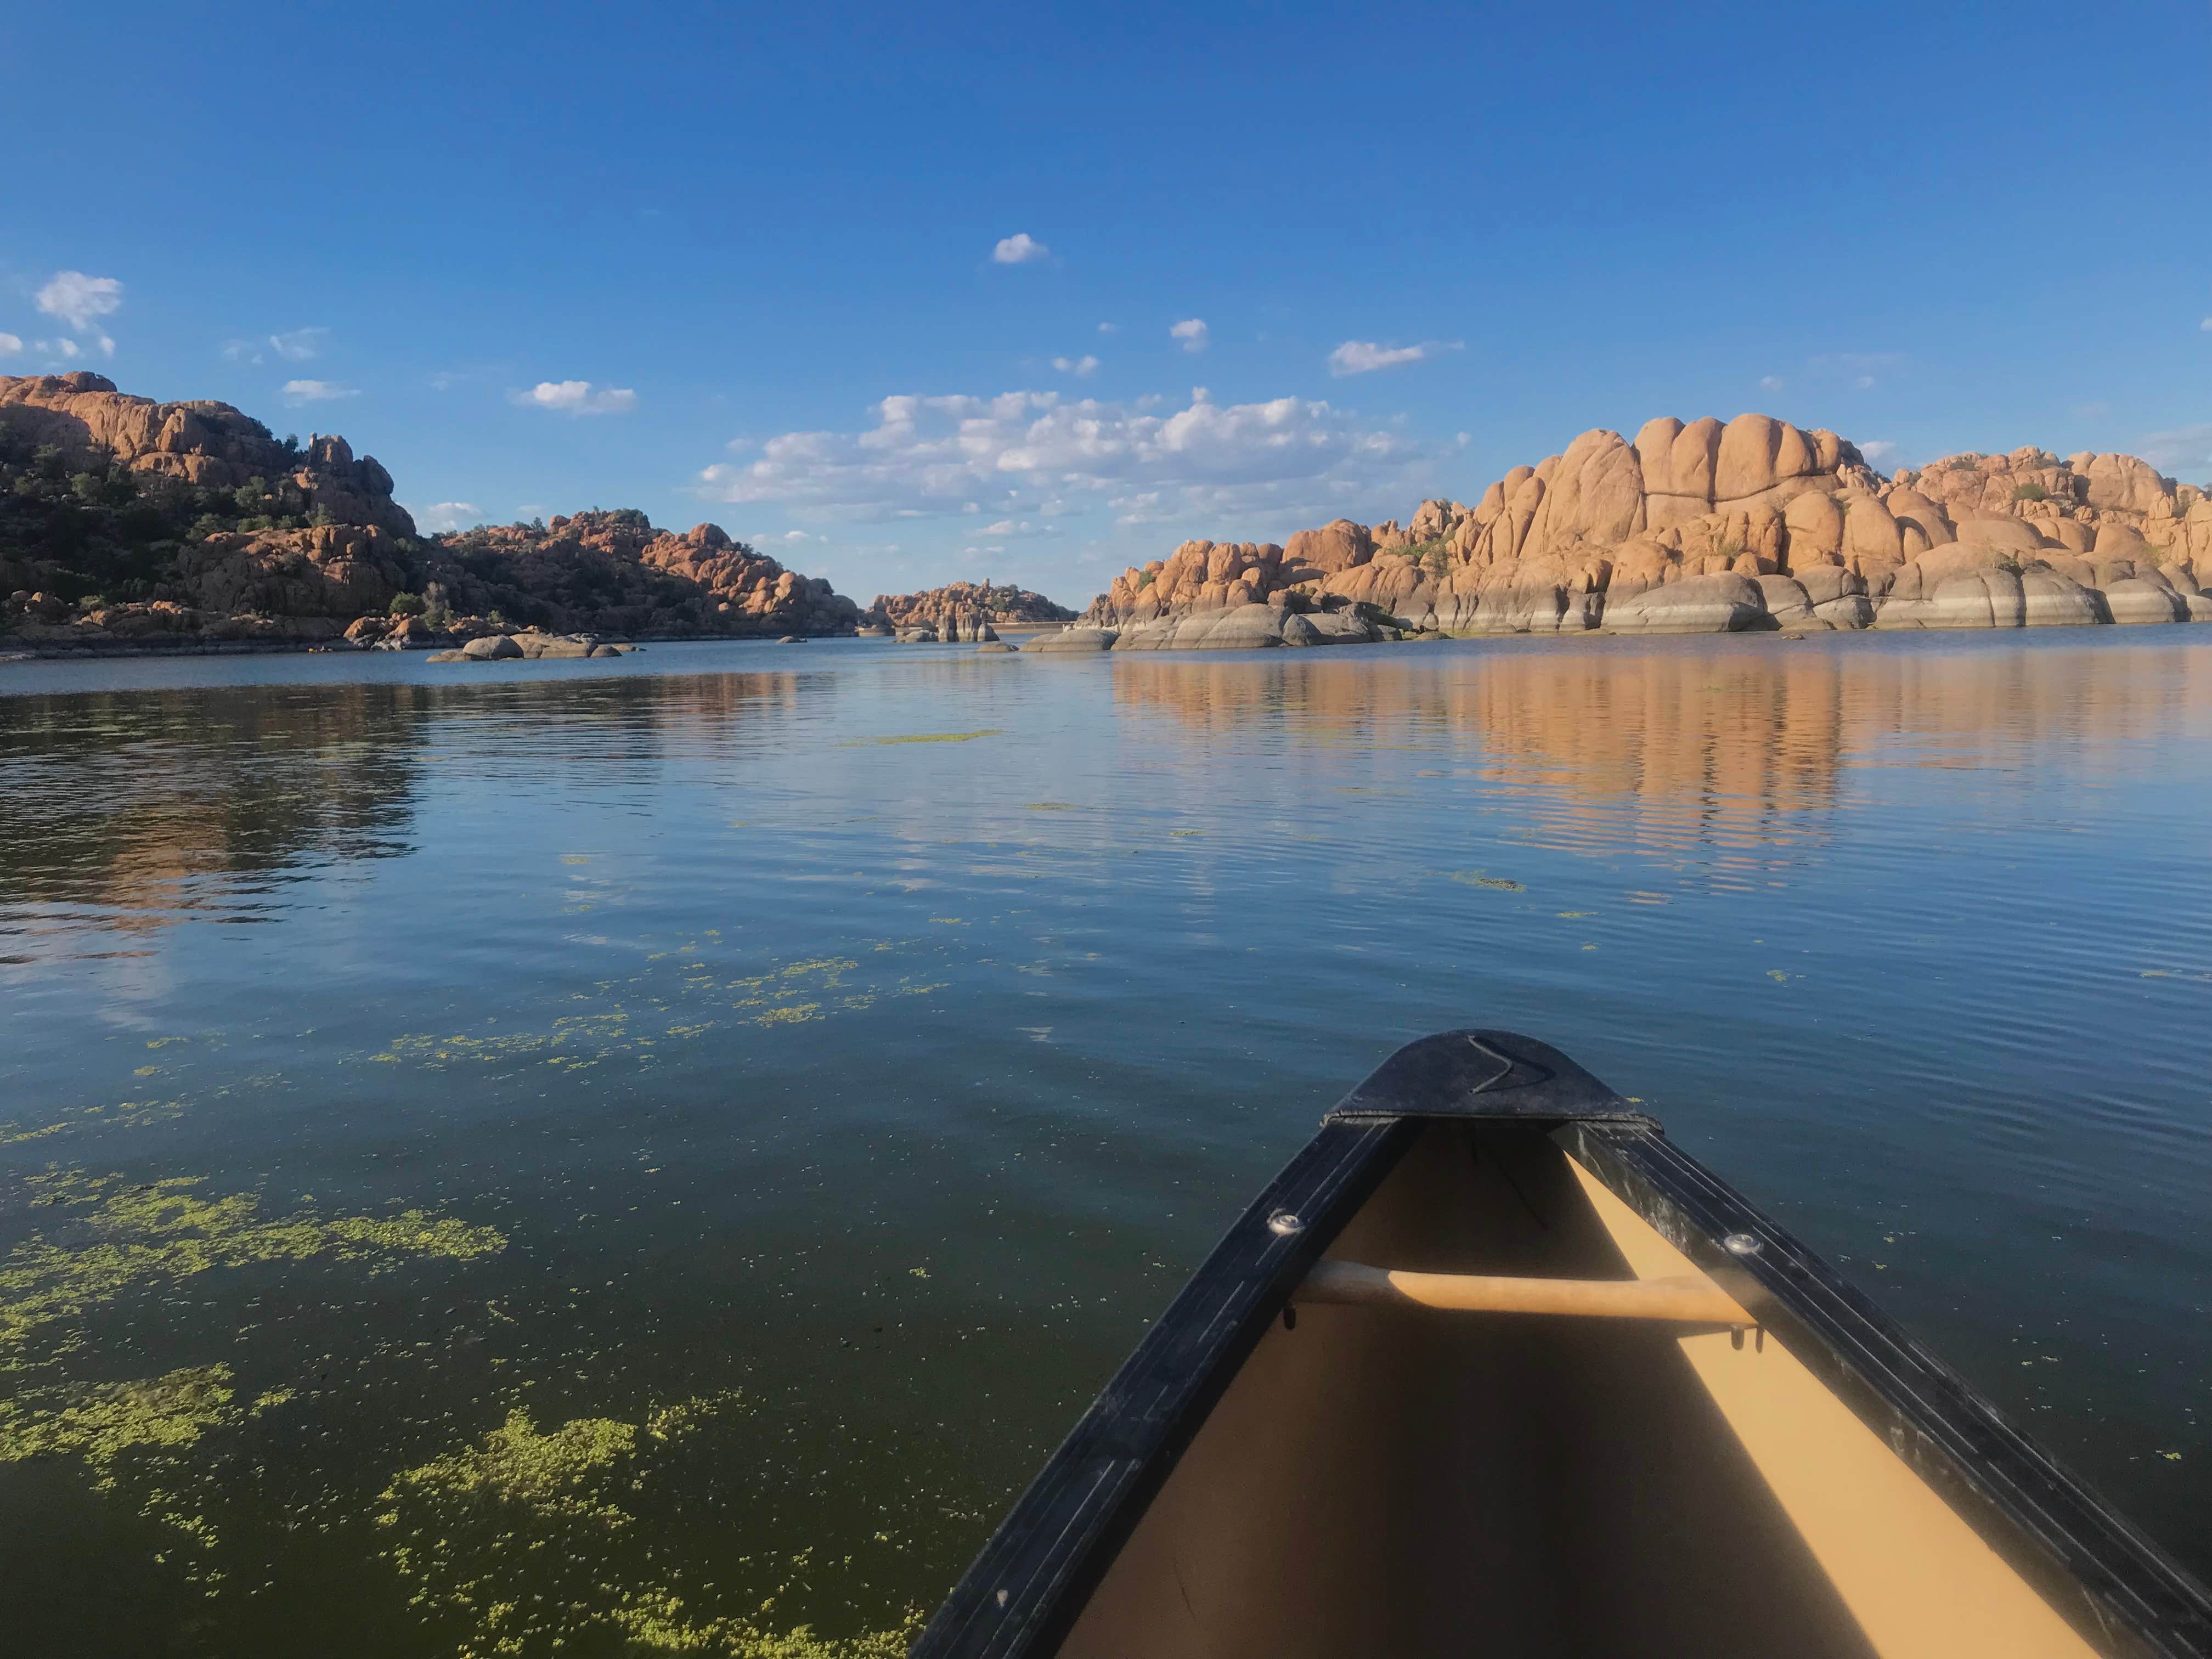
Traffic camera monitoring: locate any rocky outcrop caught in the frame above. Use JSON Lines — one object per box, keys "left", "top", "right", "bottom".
{"left": 1602, "top": 573, "right": 1767, "bottom": 634}
{"left": 426, "top": 633, "right": 633, "bottom": 663}
{"left": 870, "top": 580, "right": 1075, "bottom": 641}
{"left": 0, "top": 374, "right": 864, "bottom": 652}
{"left": 1024, "top": 627, "right": 1119, "bottom": 652}
{"left": 1081, "top": 417, "right": 2212, "bottom": 645}
{"left": 893, "top": 617, "right": 999, "bottom": 644}
{"left": 0, "top": 372, "right": 414, "bottom": 537}
{"left": 319, "top": 513, "right": 860, "bottom": 645}
{"left": 638, "top": 521, "right": 859, "bottom": 634}
{"left": 1109, "top": 603, "right": 1393, "bottom": 650}
{"left": 176, "top": 523, "right": 413, "bottom": 619}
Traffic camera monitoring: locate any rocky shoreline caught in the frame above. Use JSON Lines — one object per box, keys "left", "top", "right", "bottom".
{"left": 867, "top": 579, "right": 1074, "bottom": 644}
{"left": 1, "top": 374, "right": 866, "bottom": 656}
{"left": 12, "top": 374, "right": 2208, "bottom": 662}
{"left": 1072, "top": 416, "right": 2212, "bottom": 648}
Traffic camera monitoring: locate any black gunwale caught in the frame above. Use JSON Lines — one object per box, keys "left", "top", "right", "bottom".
{"left": 1560, "top": 1117, "right": 2212, "bottom": 1659}
{"left": 911, "top": 1030, "right": 2212, "bottom": 1659}
{"left": 909, "top": 1116, "right": 1417, "bottom": 1659}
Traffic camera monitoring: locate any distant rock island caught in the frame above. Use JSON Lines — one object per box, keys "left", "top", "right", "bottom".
{"left": 866, "top": 580, "right": 1077, "bottom": 642}
{"left": 1068, "top": 415, "right": 2212, "bottom": 648}
{"left": 0, "top": 373, "right": 859, "bottom": 651}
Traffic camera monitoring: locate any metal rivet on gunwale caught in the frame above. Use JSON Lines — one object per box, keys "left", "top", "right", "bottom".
{"left": 1723, "top": 1233, "right": 1760, "bottom": 1256}
{"left": 1267, "top": 1211, "right": 1305, "bottom": 1236}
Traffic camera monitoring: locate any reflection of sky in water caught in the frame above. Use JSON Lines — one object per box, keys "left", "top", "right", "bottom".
{"left": 1, "top": 630, "right": 2210, "bottom": 1653}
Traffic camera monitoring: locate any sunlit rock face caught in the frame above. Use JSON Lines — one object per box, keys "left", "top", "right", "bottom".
{"left": 867, "top": 580, "right": 1076, "bottom": 642}
{"left": 0, "top": 371, "right": 416, "bottom": 535}
{"left": 1078, "top": 417, "right": 2212, "bottom": 646}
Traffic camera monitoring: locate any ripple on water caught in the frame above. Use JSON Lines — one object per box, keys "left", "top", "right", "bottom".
{"left": 0, "top": 629, "right": 2208, "bottom": 1647}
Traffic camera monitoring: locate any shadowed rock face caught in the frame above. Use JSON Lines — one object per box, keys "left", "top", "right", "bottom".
{"left": 0, "top": 375, "right": 862, "bottom": 649}
{"left": 1080, "top": 417, "right": 2212, "bottom": 645}
{"left": 389, "top": 514, "right": 860, "bottom": 641}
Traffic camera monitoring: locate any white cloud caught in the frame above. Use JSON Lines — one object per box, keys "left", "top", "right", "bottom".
{"left": 2136, "top": 424, "right": 2212, "bottom": 472}
{"left": 513, "top": 380, "right": 637, "bottom": 415}
{"left": 1097, "top": 321, "right": 1116, "bottom": 334}
{"left": 222, "top": 338, "right": 264, "bottom": 365}
{"left": 1325, "top": 339, "right": 1460, "bottom": 376}
{"left": 36, "top": 338, "right": 81, "bottom": 361}
{"left": 0, "top": 333, "right": 19, "bottom": 356}
{"left": 1859, "top": 440, "right": 1901, "bottom": 466}
{"left": 693, "top": 385, "right": 1424, "bottom": 532}
{"left": 1759, "top": 375, "right": 1786, "bottom": 392}
{"left": 992, "top": 233, "right": 1049, "bottom": 265}
{"left": 411, "top": 501, "right": 484, "bottom": 533}
{"left": 36, "top": 272, "right": 122, "bottom": 342}
{"left": 269, "top": 327, "right": 328, "bottom": 362}
{"left": 1809, "top": 350, "right": 1905, "bottom": 396}
{"left": 282, "top": 379, "right": 359, "bottom": 405}
{"left": 2200, "top": 317, "right": 2212, "bottom": 332}
{"left": 1171, "top": 318, "right": 1209, "bottom": 353}
{"left": 1052, "top": 354, "right": 1101, "bottom": 377}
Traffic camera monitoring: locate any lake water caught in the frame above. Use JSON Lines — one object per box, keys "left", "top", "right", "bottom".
{"left": 2, "top": 630, "right": 2208, "bottom": 1656}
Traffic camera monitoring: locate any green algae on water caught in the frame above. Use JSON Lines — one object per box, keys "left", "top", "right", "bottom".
{"left": 1448, "top": 871, "right": 1525, "bottom": 891}
{"left": 387, "top": 1408, "right": 643, "bottom": 1526}
{"left": 0, "top": 1097, "right": 186, "bottom": 1147}
{"left": 837, "top": 729, "right": 1003, "bottom": 746}
{"left": 378, "top": 1396, "right": 918, "bottom": 1659}
{"left": 366, "top": 950, "right": 945, "bottom": 1070}
{"left": 0, "top": 1171, "right": 507, "bottom": 1366}
{"left": 0, "top": 1364, "right": 240, "bottom": 1474}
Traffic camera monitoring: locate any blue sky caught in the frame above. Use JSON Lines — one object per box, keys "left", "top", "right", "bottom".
{"left": 5, "top": 0, "right": 2209, "bottom": 605}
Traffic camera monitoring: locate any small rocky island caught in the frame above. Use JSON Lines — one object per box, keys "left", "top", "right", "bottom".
{"left": 865, "top": 580, "right": 1077, "bottom": 642}
{"left": 1051, "top": 415, "right": 2212, "bottom": 649}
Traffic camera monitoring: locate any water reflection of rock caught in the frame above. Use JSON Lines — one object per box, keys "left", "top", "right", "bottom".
{"left": 1109, "top": 640, "right": 2212, "bottom": 847}
{"left": 0, "top": 668, "right": 832, "bottom": 939}
{"left": 0, "top": 684, "right": 429, "bottom": 934}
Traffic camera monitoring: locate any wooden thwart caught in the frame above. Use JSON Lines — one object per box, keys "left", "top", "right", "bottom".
{"left": 1299, "top": 1259, "right": 1751, "bottom": 1324}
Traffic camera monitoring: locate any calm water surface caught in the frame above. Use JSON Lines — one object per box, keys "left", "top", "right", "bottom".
{"left": 2, "top": 631, "right": 2208, "bottom": 1655}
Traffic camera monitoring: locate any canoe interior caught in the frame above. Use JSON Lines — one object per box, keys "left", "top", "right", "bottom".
{"left": 1058, "top": 1121, "right": 2095, "bottom": 1659}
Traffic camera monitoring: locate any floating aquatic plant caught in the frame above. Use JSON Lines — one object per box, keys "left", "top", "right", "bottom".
{"left": 838, "top": 730, "right": 1003, "bottom": 746}
{"left": 0, "top": 1172, "right": 506, "bottom": 1367}
{"left": 0, "top": 1364, "right": 241, "bottom": 1474}
{"left": 1448, "top": 871, "right": 1525, "bottom": 891}
{"left": 377, "top": 1397, "right": 919, "bottom": 1659}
